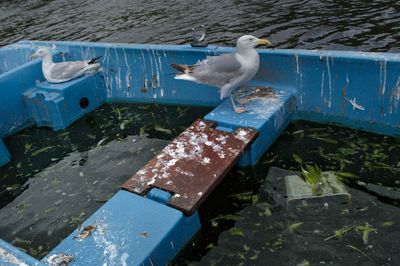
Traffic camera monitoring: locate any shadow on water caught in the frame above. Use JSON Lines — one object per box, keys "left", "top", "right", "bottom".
{"left": 0, "top": 103, "right": 212, "bottom": 258}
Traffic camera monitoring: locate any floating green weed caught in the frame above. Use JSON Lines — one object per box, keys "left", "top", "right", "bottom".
{"left": 230, "top": 227, "right": 245, "bottom": 237}
{"left": 212, "top": 213, "right": 244, "bottom": 223}
{"left": 255, "top": 202, "right": 272, "bottom": 217}
{"left": 31, "top": 146, "right": 55, "bottom": 156}
{"left": 324, "top": 225, "right": 355, "bottom": 241}
{"left": 288, "top": 222, "right": 303, "bottom": 232}
{"left": 12, "top": 237, "right": 32, "bottom": 246}
{"left": 155, "top": 124, "right": 172, "bottom": 134}
{"left": 356, "top": 223, "right": 377, "bottom": 244}
{"left": 382, "top": 221, "right": 395, "bottom": 227}
{"left": 270, "top": 235, "right": 284, "bottom": 251}
{"left": 346, "top": 244, "right": 370, "bottom": 259}
{"left": 301, "top": 164, "right": 323, "bottom": 195}
{"left": 296, "top": 259, "right": 310, "bottom": 266}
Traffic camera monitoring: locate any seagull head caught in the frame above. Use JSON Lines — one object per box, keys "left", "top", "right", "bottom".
{"left": 236, "top": 35, "right": 270, "bottom": 50}
{"left": 30, "top": 47, "right": 51, "bottom": 60}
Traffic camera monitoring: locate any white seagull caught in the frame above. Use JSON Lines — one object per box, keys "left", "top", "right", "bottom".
{"left": 170, "top": 35, "right": 270, "bottom": 113}
{"left": 30, "top": 47, "right": 101, "bottom": 83}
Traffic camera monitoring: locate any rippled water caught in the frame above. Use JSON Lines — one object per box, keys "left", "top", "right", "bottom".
{"left": 1, "top": 0, "right": 400, "bottom": 52}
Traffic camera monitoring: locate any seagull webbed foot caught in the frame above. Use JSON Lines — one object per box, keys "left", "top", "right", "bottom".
{"left": 234, "top": 106, "right": 247, "bottom": 114}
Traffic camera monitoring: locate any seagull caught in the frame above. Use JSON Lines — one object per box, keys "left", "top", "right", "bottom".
{"left": 170, "top": 35, "right": 270, "bottom": 113}
{"left": 30, "top": 47, "right": 101, "bottom": 83}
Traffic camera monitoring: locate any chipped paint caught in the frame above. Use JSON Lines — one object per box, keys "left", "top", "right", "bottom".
{"left": 380, "top": 59, "right": 387, "bottom": 95}
{"left": 295, "top": 54, "right": 303, "bottom": 105}
{"left": 120, "top": 253, "right": 129, "bottom": 266}
{"left": 326, "top": 57, "right": 332, "bottom": 108}
{"left": 345, "top": 97, "right": 365, "bottom": 111}
{"left": 122, "top": 119, "right": 257, "bottom": 215}
{"left": 92, "top": 222, "right": 118, "bottom": 266}
{"left": 73, "top": 225, "right": 97, "bottom": 241}
{"left": 0, "top": 248, "right": 29, "bottom": 266}
{"left": 389, "top": 86, "right": 400, "bottom": 114}
{"left": 46, "top": 253, "right": 74, "bottom": 266}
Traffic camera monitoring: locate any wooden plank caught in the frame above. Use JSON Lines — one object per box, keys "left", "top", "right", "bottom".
{"left": 122, "top": 119, "right": 258, "bottom": 215}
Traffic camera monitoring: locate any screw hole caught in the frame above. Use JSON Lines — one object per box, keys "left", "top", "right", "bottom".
{"left": 80, "top": 97, "right": 89, "bottom": 109}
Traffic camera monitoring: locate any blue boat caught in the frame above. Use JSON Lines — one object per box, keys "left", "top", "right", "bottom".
{"left": 0, "top": 39, "right": 399, "bottom": 265}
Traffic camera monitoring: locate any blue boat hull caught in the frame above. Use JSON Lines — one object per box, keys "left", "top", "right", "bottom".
{"left": 1, "top": 40, "right": 399, "bottom": 265}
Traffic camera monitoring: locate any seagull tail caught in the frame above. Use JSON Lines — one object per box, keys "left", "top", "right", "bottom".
{"left": 83, "top": 63, "right": 101, "bottom": 74}
{"left": 88, "top": 56, "right": 102, "bottom": 65}
{"left": 170, "top": 63, "right": 190, "bottom": 73}
{"left": 170, "top": 63, "right": 197, "bottom": 81}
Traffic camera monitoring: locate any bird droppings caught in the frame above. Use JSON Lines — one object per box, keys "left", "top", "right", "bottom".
{"left": 46, "top": 253, "right": 74, "bottom": 266}
{"left": 0, "top": 248, "right": 29, "bottom": 266}
{"left": 140, "top": 231, "right": 149, "bottom": 238}
{"left": 202, "top": 157, "right": 211, "bottom": 165}
{"left": 345, "top": 97, "right": 365, "bottom": 111}
{"left": 122, "top": 119, "right": 257, "bottom": 215}
{"left": 73, "top": 225, "right": 97, "bottom": 241}
{"left": 92, "top": 222, "right": 118, "bottom": 266}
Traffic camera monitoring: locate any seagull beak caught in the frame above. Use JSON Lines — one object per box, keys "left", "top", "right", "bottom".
{"left": 30, "top": 54, "right": 38, "bottom": 60}
{"left": 258, "top": 39, "right": 271, "bottom": 46}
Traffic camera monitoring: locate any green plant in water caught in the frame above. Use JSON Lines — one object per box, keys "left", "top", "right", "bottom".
{"left": 301, "top": 164, "right": 323, "bottom": 195}
{"left": 356, "top": 223, "right": 377, "bottom": 244}
{"left": 324, "top": 225, "right": 355, "bottom": 241}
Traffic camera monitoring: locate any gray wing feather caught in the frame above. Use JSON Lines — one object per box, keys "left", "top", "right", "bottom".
{"left": 191, "top": 53, "right": 244, "bottom": 87}
{"left": 49, "top": 61, "right": 88, "bottom": 80}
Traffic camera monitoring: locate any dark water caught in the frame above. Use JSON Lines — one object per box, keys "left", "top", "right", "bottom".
{"left": 174, "top": 121, "right": 400, "bottom": 265}
{"left": 1, "top": 0, "right": 400, "bottom": 52}
{"left": 0, "top": 103, "right": 212, "bottom": 258}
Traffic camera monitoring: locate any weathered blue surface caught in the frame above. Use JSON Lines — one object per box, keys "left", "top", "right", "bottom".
{"left": 1, "top": 41, "right": 399, "bottom": 144}
{"left": 43, "top": 190, "right": 200, "bottom": 266}
{"left": 24, "top": 73, "right": 106, "bottom": 130}
{"left": 205, "top": 86, "right": 297, "bottom": 166}
{"left": 0, "top": 239, "right": 45, "bottom": 266}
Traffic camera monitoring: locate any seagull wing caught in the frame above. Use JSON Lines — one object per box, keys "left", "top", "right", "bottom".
{"left": 48, "top": 61, "right": 89, "bottom": 81}
{"left": 190, "top": 53, "right": 244, "bottom": 87}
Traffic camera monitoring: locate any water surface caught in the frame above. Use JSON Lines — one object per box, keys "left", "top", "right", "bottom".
{"left": 1, "top": 0, "right": 400, "bottom": 52}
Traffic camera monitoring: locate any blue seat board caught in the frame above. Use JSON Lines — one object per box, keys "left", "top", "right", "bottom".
{"left": 43, "top": 190, "right": 200, "bottom": 266}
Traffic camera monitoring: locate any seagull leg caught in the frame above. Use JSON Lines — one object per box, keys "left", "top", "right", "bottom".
{"left": 230, "top": 91, "right": 247, "bottom": 114}
{"left": 236, "top": 97, "right": 251, "bottom": 105}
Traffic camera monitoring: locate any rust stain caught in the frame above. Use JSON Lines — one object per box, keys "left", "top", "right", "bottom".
{"left": 341, "top": 86, "right": 347, "bottom": 114}
{"left": 122, "top": 119, "right": 258, "bottom": 215}
{"left": 141, "top": 79, "right": 147, "bottom": 93}
{"left": 73, "top": 225, "right": 97, "bottom": 241}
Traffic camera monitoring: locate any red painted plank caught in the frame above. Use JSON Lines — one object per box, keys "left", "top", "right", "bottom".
{"left": 122, "top": 119, "right": 258, "bottom": 215}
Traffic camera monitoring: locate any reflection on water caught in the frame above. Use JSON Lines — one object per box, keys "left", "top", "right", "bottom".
{"left": 0, "top": 103, "right": 212, "bottom": 258}
{"left": 174, "top": 120, "right": 400, "bottom": 265}
{"left": 1, "top": 0, "right": 400, "bottom": 52}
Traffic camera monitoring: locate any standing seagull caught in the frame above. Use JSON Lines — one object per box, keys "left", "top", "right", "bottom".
{"left": 170, "top": 35, "right": 270, "bottom": 113}
{"left": 30, "top": 47, "right": 101, "bottom": 83}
